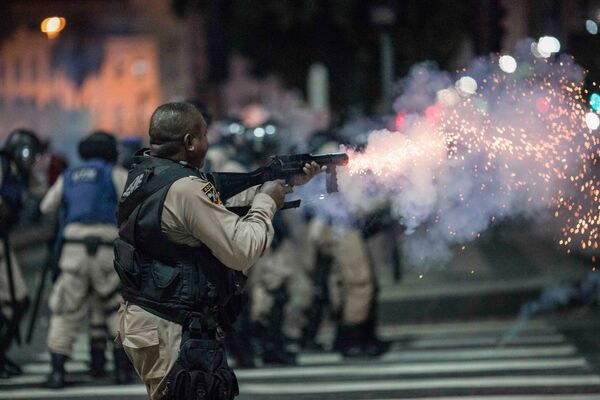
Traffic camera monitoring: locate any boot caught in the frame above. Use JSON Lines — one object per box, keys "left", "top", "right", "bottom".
{"left": 3, "top": 356, "right": 22, "bottom": 376}
{"left": 46, "top": 353, "right": 66, "bottom": 389}
{"left": 335, "top": 322, "right": 389, "bottom": 358}
{"left": 361, "top": 309, "right": 389, "bottom": 357}
{"left": 113, "top": 348, "right": 132, "bottom": 385}
{"left": 260, "top": 286, "right": 296, "bottom": 366}
{"left": 89, "top": 340, "right": 107, "bottom": 378}
{"left": 334, "top": 324, "right": 364, "bottom": 357}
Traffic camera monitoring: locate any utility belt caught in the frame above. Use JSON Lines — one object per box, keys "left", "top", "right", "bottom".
{"left": 165, "top": 312, "right": 239, "bottom": 400}
{"left": 63, "top": 236, "right": 114, "bottom": 256}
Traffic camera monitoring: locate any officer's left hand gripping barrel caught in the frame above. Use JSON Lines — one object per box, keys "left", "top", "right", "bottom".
{"left": 211, "top": 153, "right": 349, "bottom": 209}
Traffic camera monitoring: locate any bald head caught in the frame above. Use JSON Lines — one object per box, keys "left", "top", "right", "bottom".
{"left": 149, "top": 102, "right": 207, "bottom": 157}
{"left": 148, "top": 102, "right": 209, "bottom": 167}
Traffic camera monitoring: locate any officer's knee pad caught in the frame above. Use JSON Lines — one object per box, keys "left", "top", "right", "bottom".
{"left": 166, "top": 339, "right": 238, "bottom": 400}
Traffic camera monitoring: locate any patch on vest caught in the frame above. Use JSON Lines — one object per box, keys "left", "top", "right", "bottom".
{"left": 71, "top": 168, "right": 98, "bottom": 183}
{"left": 122, "top": 173, "right": 144, "bottom": 199}
{"left": 202, "top": 182, "right": 222, "bottom": 205}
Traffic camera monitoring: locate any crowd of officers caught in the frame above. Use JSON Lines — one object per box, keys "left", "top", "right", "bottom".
{"left": 0, "top": 101, "right": 392, "bottom": 399}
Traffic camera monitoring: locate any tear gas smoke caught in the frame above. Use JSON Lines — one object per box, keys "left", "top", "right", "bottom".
{"left": 332, "top": 39, "right": 599, "bottom": 267}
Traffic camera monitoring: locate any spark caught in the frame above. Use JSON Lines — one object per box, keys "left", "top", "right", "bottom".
{"left": 345, "top": 53, "right": 600, "bottom": 254}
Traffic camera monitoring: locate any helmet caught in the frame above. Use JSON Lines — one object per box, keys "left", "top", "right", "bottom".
{"left": 242, "top": 120, "right": 280, "bottom": 163}
{"left": 78, "top": 131, "right": 118, "bottom": 163}
{"left": 4, "top": 128, "right": 42, "bottom": 174}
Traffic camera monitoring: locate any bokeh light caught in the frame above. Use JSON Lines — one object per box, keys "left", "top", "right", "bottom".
{"left": 498, "top": 55, "right": 517, "bottom": 73}
{"left": 537, "top": 36, "right": 561, "bottom": 54}
{"left": 455, "top": 76, "right": 478, "bottom": 96}
{"left": 40, "top": 17, "right": 66, "bottom": 39}
{"left": 590, "top": 93, "right": 600, "bottom": 112}
{"left": 585, "top": 112, "right": 600, "bottom": 130}
{"left": 586, "top": 19, "right": 598, "bottom": 35}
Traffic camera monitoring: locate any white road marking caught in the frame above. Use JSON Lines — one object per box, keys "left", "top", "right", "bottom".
{"left": 240, "top": 375, "right": 600, "bottom": 395}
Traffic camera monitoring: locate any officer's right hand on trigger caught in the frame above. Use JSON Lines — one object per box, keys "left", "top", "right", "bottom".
{"left": 259, "top": 180, "right": 286, "bottom": 209}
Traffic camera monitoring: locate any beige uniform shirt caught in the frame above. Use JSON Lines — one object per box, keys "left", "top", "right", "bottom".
{"left": 161, "top": 175, "right": 276, "bottom": 272}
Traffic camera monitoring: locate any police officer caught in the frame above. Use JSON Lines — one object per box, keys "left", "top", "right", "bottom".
{"left": 114, "top": 102, "right": 320, "bottom": 399}
{"left": 0, "top": 128, "right": 42, "bottom": 378}
{"left": 304, "top": 138, "right": 389, "bottom": 358}
{"left": 41, "top": 131, "right": 130, "bottom": 388}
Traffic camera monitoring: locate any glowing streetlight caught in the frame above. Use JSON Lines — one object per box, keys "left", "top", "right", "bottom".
{"left": 41, "top": 17, "right": 66, "bottom": 39}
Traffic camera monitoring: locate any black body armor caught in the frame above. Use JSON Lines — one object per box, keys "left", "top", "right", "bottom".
{"left": 114, "top": 154, "right": 241, "bottom": 400}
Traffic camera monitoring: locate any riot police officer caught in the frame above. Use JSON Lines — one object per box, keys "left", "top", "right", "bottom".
{"left": 114, "top": 102, "right": 320, "bottom": 399}
{"left": 41, "top": 131, "right": 130, "bottom": 387}
{"left": 0, "top": 128, "right": 42, "bottom": 378}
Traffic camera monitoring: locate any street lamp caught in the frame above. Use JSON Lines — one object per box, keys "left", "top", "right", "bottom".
{"left": 370, "top": 1, "right": 396, "bottom": 112}
{"left": 41, "top": 17, "right": 66, "bottom": 39}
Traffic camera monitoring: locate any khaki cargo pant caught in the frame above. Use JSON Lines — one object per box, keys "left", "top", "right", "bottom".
{"left": 117, "top": 303, "right": 182, "bottom": 400}
{"left": 0, "top": 242, "right": 28, "bottom": 320}
{"left": 330, "top": 227, "right": 375, "bottom": 324}
{"left": 47, "top": 242, "right": 122, "bottom": 356}
{"left": 249, "top": 238, "right": 313, "bottom": 339}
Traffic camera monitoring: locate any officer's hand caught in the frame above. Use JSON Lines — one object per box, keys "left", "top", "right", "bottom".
{"left": 259, "top": 180, "right": 287, "bottom": 209}
{"left": 291, "top": 162, "right": 325, "bottom": 186}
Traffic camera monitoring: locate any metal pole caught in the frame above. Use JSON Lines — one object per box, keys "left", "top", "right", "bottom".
{"left": 380, "top": 32, "right": 394, "bottom": 111}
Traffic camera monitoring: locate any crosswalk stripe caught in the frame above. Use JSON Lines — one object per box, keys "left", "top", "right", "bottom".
{"left": 237, "top": 358, "right": 588, "bottom": 379}
{"left": 298, "top": 344, "right": 578, "bottom": 365}
{"left": 381, "top": 345, "right": 578, "bottom": 362}
{"left": 377, "top": 396, "right": 600, "bottom": 400}
{"left": 408, "top": 334, "right": 566, "bottom": 348}
{"left": 9, "top": 356, "right": 587, "bottom": 383}
{"left": 377, "top": 319, "right": 556, "bottom": 336}
{"left": 31, "top": 332, "right": 569, "bottom": 365}
{"left": 1, "top": 375, "right": 599, "bottom": 399}
{"left": 240, "top": 375, "right": 600, "bottom": 395}
{"left": 0, "top": 385, "right": 147, "bottom": 399}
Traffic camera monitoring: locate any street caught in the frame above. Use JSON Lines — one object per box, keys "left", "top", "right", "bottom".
{"left": 3, "top": 316, "right": 600, "bottom": 399}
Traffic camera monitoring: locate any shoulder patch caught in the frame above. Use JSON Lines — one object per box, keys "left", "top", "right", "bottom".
{"left": 201, "top": 182, "right": 222, "bottom": 205}
{"left": 122, "top": 173, "right": 144, "bottom": 199}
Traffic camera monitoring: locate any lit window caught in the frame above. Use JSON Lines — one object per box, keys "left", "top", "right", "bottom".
{"left": 132, "top": 59, "right": 148, "bottom": 77}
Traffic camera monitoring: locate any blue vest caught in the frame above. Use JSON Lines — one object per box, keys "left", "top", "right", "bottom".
{"left": 62, "top": 159, "right": 117, "bottom": 225}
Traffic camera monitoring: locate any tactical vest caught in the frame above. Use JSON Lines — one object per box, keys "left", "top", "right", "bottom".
{"left": 62, "top": 159, "right": 117, "bottom": 225}
{"left": 114, "top": 154, "right": 243, "bottom": 329}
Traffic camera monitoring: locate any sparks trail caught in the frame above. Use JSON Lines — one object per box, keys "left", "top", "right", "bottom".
{"left": 341, "top": 46, "right": 599, "bottom": 263}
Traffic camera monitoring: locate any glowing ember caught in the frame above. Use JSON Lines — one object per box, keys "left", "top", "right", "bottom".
{"left": 342, "top": 48, "right": 600, "bottom": 261}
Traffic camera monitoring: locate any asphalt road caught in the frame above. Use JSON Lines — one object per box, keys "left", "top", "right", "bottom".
{"left": 3, "top": 315, "right": 600, "bottom": 400}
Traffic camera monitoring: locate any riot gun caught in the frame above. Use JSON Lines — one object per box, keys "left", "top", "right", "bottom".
{"left": 211, "top": 153, "right": 348, "bottom": 212}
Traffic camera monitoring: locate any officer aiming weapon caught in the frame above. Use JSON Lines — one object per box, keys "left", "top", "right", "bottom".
{"left": 212, "top": 152, "right": 349, "bottom": 211}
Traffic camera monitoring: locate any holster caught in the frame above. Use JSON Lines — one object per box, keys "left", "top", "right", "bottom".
{"left": 166, "top": 315, "right": 239, "bottom": 400}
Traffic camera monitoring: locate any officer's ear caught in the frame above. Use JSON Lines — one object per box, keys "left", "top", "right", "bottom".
{"left": 183, "top": 133, "right": 195, "bottom": 151}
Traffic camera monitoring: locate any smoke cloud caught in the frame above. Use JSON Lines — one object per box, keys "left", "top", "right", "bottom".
{"left": 334, "top": 39, "right": 596, "bottom": 267}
